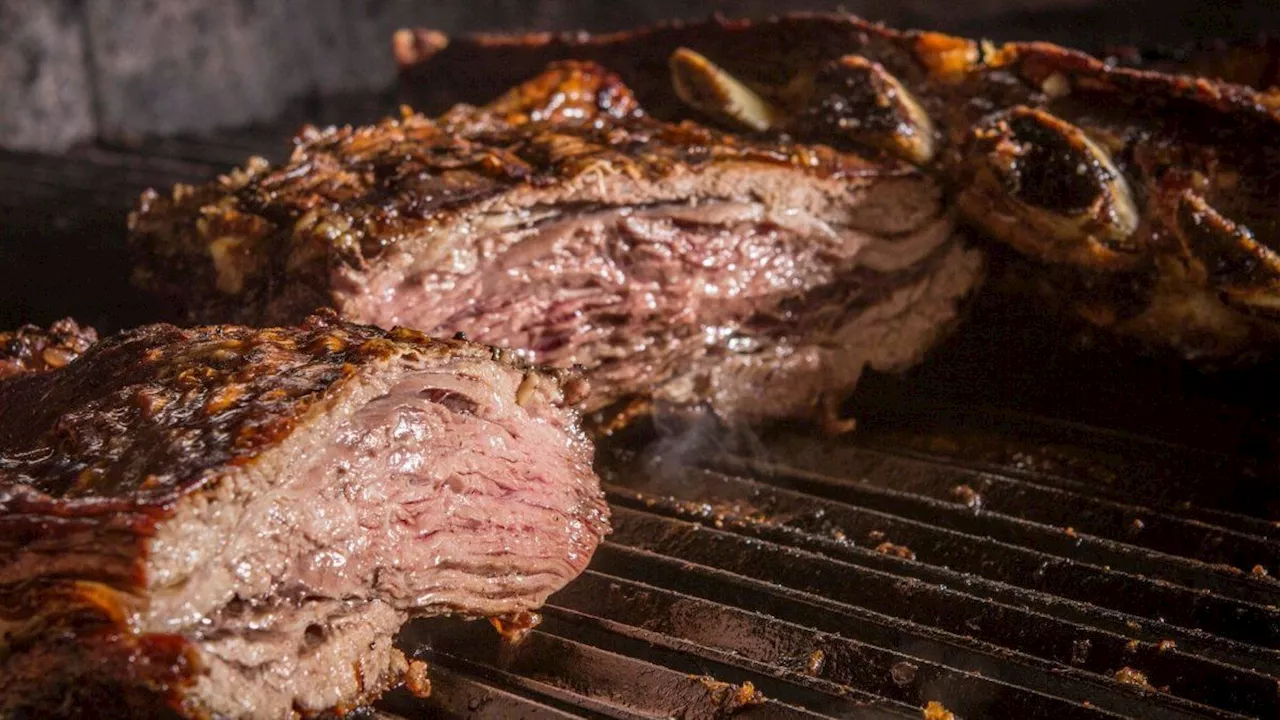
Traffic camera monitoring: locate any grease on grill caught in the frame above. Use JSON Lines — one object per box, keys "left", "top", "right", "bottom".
{"left": 922, "top": 700, "right": 956, "bottom": 720}
{"left": 875, "top": 541, "right": 917, "bottom": 560}
{"left": 489, "top": 611, "right": 542, "bottom": 645}
{"left": 950, "top": 484, "right": 983, "bottom": 510}
{"left": 880, "top": 429, "right": 1124, "bottom": 488}
{"left": 589, "top": 396, "right": 654, "bottom": 436}
{"left": 666, "top": 497, "right": 771, "bottom": 529}
{"left": 1114, "top": 666, "right": 1157, "bottom": 691}
{"left": 693, "top": 676, "right": 767, "bottom": 715}
{"left": 403, "top": 659, "right": 432, "bottom": 699}
{"left": 804, "top": 649, "right": 826, "bottom": 676}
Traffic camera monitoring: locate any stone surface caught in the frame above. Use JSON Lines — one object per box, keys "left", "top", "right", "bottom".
{"left": 0, "top": 0, "right": 94, "bottom": 151}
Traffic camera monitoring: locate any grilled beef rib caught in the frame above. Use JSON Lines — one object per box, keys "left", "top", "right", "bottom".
{"left": 0, "top": 311, "right": 607, "bottom": 719}
{"left": 129, "top": 62, "right": 980, "bottom": 422}
{"left": 396, "top": 14, "right": 1280, "bottom": 363}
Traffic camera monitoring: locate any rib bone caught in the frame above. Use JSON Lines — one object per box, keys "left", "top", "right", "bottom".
{"left": 799, "top": 54, "right": 938, "bottom": 164}
{"left": 669, "top": 47, "right": 785, "bottom": 132}
{"left": 957, "top": 106, "right": 1140, "bottom": 271}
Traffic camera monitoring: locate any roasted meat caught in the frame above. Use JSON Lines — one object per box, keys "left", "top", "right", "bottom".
{"left": 1106, "top": 38, "right": 1280, "bottom": 96}
{"left": 396, "top": 14, "right": 1280, "bottom": 362}
{"left": 130, "top": 63, "right": 981, "bottom": 422}
{"left": 0, "top": 318, "right": 97, "bottom": 378}
{"left": 0, "top": 311, "right": 606, "bottom": 719}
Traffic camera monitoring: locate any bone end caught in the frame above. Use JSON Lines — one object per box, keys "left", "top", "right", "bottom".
{"left": 669, "top": 47, "right": 783, "bottom": 132}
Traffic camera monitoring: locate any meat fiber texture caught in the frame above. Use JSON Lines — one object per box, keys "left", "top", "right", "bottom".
{"left": 130, "top": 61, "right": 982, "bottom": 423}
{"left": 0, "top": 311, "right": 607, "bottom": 719}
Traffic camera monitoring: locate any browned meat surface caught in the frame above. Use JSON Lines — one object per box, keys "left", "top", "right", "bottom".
{"left": 1106, "top": 38, "right": 1280, "bottom": 95}
{"left": 397, "top": 14, "right": 1280, "bottom": 363}
{"left": 0, "top": 311, "right": 606, "bottom": 719}
{"left": 130, "top": 62, "right": 980, "bottom": 422}
{"left": 0, "top": 318, "right": 97, "bottom": 378}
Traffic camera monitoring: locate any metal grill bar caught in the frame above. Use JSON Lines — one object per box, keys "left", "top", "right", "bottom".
{"left": 701, "top": 454, "right": 1280, "bottom": 632}
{"left": 603, "top": 466, "right": 1280, "bottom": 677}
{"left": 374, "top": 668, "right": 583, "bottom": 720}
{"left": 400, "top": 618, "right": 863, "bottom": 719}
{"left": 600, "top": 505, "right": 1258, "bottom": 719}
{"left": 549, "top": 571, "right": 1121, "bottom": 719}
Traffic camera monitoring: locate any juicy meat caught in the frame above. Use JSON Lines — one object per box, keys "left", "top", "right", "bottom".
{"left": 0, "top": 318, "right": 97, "bottom": 378}
{"left": 395, "top": 14, "right": 1280, "bottom": 363}
{"left": 129, "top": 62, "right": 981, "bottom": 421}
{"left": 0, "top": 311, "right": 607, "bottom": 719}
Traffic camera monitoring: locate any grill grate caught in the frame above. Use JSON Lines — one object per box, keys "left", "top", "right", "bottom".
{"left": 3, "top": 112, "right": 1280, "bottom": 719}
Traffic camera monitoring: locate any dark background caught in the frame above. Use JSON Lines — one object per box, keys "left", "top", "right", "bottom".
{"left": 4, "top": 0, "right": 1280, "bottom": 151}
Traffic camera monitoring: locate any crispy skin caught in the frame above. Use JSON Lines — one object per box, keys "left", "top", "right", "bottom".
{"left": 0, "top": 318, "right": 98, "bottom": 379}
{"left": 130, "top": 61, "right": 905, "bottom": 328}
{"left": 398, "top": 14, "right": 1280, "bottom": 361}
{"left": 0, "top": 310, "right": 594, "bottom": 717}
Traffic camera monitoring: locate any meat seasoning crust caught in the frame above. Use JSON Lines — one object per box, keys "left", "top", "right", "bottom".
{"left": 0, "top": 310, "right": 604, "bottom": 718}
{"left": 0, "top": 313, "right": 578, "bottom": 508}
{"left": 397, "top": 13, "right": 1280, "bottom": 362}
{"left": 129, "top": 62, "right": 902, "bottom": 328}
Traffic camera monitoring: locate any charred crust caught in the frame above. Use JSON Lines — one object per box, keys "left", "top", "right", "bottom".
{"left": 131, "top": 60, "right": 890, "bottom": 325}
{"left": 1173, "top": 191, "right": 1280, "bottom": 313}
{"left": 798, "top": 53, "right": 937, "bottom": 164}
{"left": 958, "top": 106, "right": 1139, "bottom": 270}
{"left": 485, "top": 60, "right": 645, "bottom": 123}
{"left": 1105, "top": 37, "right": 1280, "bottom": 93}
{"left": 982, "top": 108, "right": 1118, "bottom": 215}
{"left": 0, "top": 315, "right": 579, "bottom": 514}
{"left": 0, "top": 319, "right": 99, "bottom": 379}
{"left": 0, "top": 581, "right": 200, "bottom": 718}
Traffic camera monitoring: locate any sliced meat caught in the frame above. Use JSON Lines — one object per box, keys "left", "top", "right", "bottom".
{"left": 0, "top": 318, "right": 98, "bottom": 378}
{"left": 130, "top": 62, "right": 981, "bottom": 422}
{"left": 0, "top": 311, "right": 606, "bottom": 719}
{"left": 396, "top": 15, "right": 1280, "bottom": 364}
